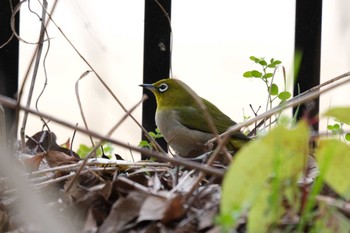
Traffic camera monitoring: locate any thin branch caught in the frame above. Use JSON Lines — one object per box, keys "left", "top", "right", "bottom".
{"left": 75, "top": 70, "right": 94, "bottom": 146}
{"left": 20, "top": 0, "right": 48, "bottom": 146}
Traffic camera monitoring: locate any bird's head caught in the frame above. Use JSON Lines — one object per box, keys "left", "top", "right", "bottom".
{"left": 140, "top": 79, "right": 195, "bottom": 110}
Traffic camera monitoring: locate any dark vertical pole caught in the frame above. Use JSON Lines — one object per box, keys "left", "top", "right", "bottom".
{"left": 0, "top": 0, "right": 19, "bottom": 141}
{"left": 294, "top": 0, "right": 322, "bottom": 131}
{"left": 142, "top": 0, "right": 171, "bottom": 155}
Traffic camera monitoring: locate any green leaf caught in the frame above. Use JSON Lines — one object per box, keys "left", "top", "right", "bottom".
{"left": 243, "top": 71, "right": 253, "bottom": 78}
{"left": 249, "top": 56, "right": 260, "bottom": 63}
{"left": 249, "top": 56, "right": 257, "bottom": 62}
{"left": 139, "top": 140, "right": 151, "bottom": 148}
{"left": 103, "top": 143, "right": 114, "bottom": 154}
{"left": 259, "top": 60, "right": 267, "bottom": 66}
{"left": 267, "top": 60, "right": 282, "bottom": 68}
{"left": 270, "top": 58, "right": 274, "bottom": 63}
{"left": 148, "top": 131, "right": 156, "bottom": 138}
{"left": 317, "top": 139, "right": 350, "bottom": 199}
{"left": 269, "top": 84, "right": 279, "bottom": 96}
{"left": 327, "top": 123, "right": 341, "bottom": 133}
{"left": 278, "top": 91, "right": 291, "bottom": 101}
{"left": 251, "top": 70, "right": 262, "bottom": 78}
{"left": 346, "top": 133, "right": 350, "bottom": 141}
{"left": 327, "top": 125, "right": 334, "bottom": 131}
{"left": 77, "top": 144, "right": 90, "bottom": 158}
{"left": 324, "top": 107, "right": 350, "bottom": 125}
{"left": 220, "top": 121, "right": 309, "bottom": 230}
{"left": 262, "top": 73, "right": 273, "bottom": 79}
{"left": 273, "top": 60, "right": 282, "bottom": 65}
{"left": 333, "top": 123, "right": 341, "bottom": 130}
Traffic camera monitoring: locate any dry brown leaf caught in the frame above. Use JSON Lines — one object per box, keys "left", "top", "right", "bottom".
{"left": 161, "top": 194, "right": 185, "bottom": 224}
{"left": 45, "top": 150, "right": 79, "bottom": 167}
{"left": 137, "top": 192, "right": 185, "bottom": 224}
{"left": 138, "top": 195, "right": 168, "bottom": 222}
{"left": 18, "top": 152, "right": 45, "bottom": 172}
{"left": 99, "top": 191, "right": 147, "bottom": 233}
{"left": 61, "top": 137, "right": 71, "bottom": 151}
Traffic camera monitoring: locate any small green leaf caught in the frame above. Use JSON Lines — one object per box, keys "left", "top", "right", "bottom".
{"left": 263, "top": 73, "right": 273, "bottom": 79}
{"left": 154, "top": 132, "right": 163, "bottom": 139}
{"left": 324, "top": 107, "right": 350, "bottom": 125}
{"left": 251, "top": 70, "right": 262, "bottom": 78}
{"left": 270, "top": 58, "right": 274, "bottom": 63}
{"left": 249, "top": 56, "right": 257, "bottom": 62}
{"left": 327, "top": 125, "right": 335, "bottom": 131}
{"left": 243, "top": 71, "right": 253, "bottom": 78}
{"left": 269, "top": 84, "right": 279, "bottom": 96}
{"left": 333, "top": 123, "right": 341, "bottom": 130}
{"left": 148, "top": 131, "right": 156, "bottom": 138}
{"left": 259, "top": 60, "right": 267, "bottom": 66}
{"left": 250, "top": 56, "right": 261, "bottom": 63}
{"left": 267, "top": 60, "right": 282, "bottom": 68}
{"left": 273, "top": 60, "right": 282, "bottom": 65}
{"left": 345, "top": 134, "right": 350, "bottom": 141}
{"left": 139, "top": 140, "right": 150, "bottom": 148}
{"left": 77, "top": 144, "right": 90, "bottom": 158}
{"left": 278, "top": 91, "right": 291, "bottom": 101}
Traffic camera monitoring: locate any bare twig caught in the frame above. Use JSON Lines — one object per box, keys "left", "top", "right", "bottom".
{"left": 75, "top": 70, "right": 94, "bottom": 146}
{"left": 20, "top": 0, "right": 48, "bottom": 146}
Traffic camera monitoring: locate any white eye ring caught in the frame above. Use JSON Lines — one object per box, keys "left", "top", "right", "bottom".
{"left": 158, "top": 83, "right": 168, "bottom": 92}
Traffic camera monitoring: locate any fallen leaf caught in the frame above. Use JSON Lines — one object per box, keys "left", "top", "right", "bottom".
{"left": 99, "top": 191, "right": 147, "bottom": 233}
{"left": 138, "top": 195, "right": 168, "bottom": 222}
{"left": 45, "top": 150, "right": 79, "bottom": 167}
{"left": 18, "top": 152, "right": 45, "bottom": 172}
{"left": 161, "top": 193, "right": 185, "bottom": 224}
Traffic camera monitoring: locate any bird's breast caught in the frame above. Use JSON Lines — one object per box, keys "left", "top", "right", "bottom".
{"left": 155, "top": 109, "right": 213, "bottom": 157}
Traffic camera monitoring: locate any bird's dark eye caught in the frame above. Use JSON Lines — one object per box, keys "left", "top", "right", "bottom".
{"left": 158, "top": 83, "right": 168, "bottom": 92}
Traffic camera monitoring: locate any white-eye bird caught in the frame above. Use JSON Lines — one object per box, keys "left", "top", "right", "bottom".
{"left": 140, "top": 78, "right": 250, "bottom": 158}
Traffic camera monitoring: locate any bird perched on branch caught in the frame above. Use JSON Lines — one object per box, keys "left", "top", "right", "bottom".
{"left": 140, "top": 78, "right": 250, "bottom": 159}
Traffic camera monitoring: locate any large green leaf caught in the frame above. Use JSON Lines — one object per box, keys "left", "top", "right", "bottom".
{"left": 317, "top": 139, "right": 350, "bottom": 199}
{"left": 220, "top": 121, "right": 309, "bottom": 231}
{"left": 324, "top": 107, "right": 350, "bottom": 124}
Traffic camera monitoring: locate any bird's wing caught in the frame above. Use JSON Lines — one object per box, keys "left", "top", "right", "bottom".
{"left": 176, "top": 98, "right": 251, "bottom": 151}
{"left": 176, "top": 98, "right": 250, "bottom": 141}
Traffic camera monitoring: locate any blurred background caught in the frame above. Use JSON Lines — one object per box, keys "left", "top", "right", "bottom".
{"left": 18, "top": 0, "right": 350, "bottom": 160}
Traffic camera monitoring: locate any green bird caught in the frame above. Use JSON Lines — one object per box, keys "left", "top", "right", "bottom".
{"left": 140, "top": 78, "right": 250, "bottom": 158}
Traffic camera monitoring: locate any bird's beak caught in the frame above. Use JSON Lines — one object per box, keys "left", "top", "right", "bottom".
{"left": 139, "top": 83, "right": 156, "bottom": 92}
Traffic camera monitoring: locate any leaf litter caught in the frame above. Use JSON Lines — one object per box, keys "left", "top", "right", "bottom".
{"left": 1, "top": 122, "right": 350, "bottom": 232}
{"left": 0, "top": 131, "right": 226, "bottom": 233}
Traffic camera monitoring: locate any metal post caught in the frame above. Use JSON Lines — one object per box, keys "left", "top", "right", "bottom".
{"left": 0, "top": 0, "right": 19, "bottom": 143}
{"left": 294, "top": 0, "right": 323, "bottom": 131}
{"left": 142, "top": 0, "right": 171, "bottom": 155}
